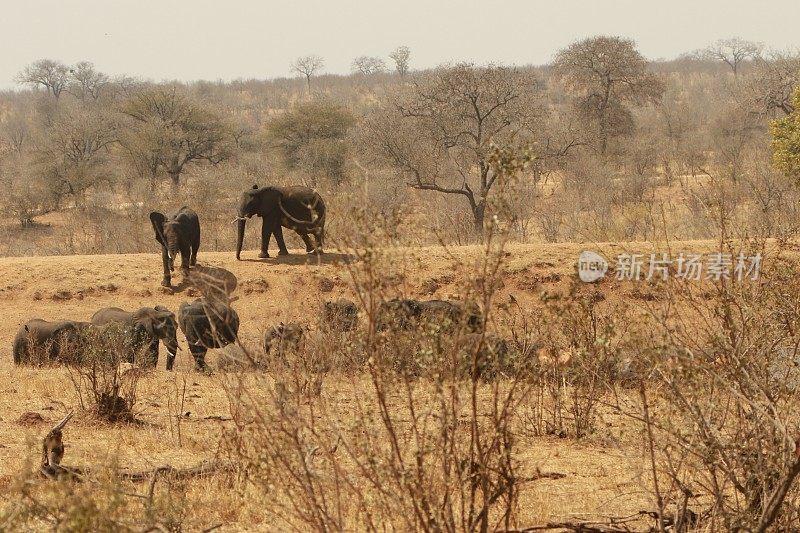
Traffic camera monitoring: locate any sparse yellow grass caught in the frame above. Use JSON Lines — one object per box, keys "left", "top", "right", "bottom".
{"left": 0, "top": 241, "right": 780, "bottom": 529}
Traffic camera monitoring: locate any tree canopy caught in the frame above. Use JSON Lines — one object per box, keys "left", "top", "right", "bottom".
{"left": 120, "top": 88, "right": 232, "bottom": 186}
{"left": 771, "top": 87, "right": 800, "bottom": 181}
{"left": 360, "top": 63, "right": 541, "bottom": 237}
{"left": 553, "top": 36, "right": 664, "bottom": 154}
{"left": 264, "top": 99, "right": 355, "bottom": 182}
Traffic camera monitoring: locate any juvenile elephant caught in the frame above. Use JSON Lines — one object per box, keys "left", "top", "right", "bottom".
{"left": 418, "top": 300, "right": 483, "bottom": 332}
{"left": 150, "top": 207, "right": 200, "bottom": 287}
{"left": 375, "top": 299, "right": 422, "bottom": 331}
{"left": 91, "top": 306, "right": 179, "bottom": 369}
{"left": 322, "top": 298, "right": 359, "bottom": 332}
{"left": 12, "top": 319, "right": 90, "bottom": 365}
{"left": 235, "top": 185, "right": 326, "bottom": 260}
{"left": 455, "top": 333, "right": 513, "bottom": 381}
{"left": 178, "top": 299, "right": 240, "bottom": 372}
{"left": 263, "top": 322, "right": 305, "bottom": 360}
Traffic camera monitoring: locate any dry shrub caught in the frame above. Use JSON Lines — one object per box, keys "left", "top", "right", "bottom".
{"left": 0, "top": 461, "right": 189, "bottom": 531}
{"left": 67, "top": 324, "right": 143, "bottom": 423}
{"left": 622, "top": 245, "right": 800, "bottom": 531}
{"left": 221, "top": 227, "right": 535, "bottom": 531}
{"left": 511, "top": 281, "right": 625, "bottom": 440}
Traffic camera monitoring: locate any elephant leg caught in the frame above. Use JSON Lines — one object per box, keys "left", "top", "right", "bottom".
{"left": 191, "top": 229, "right": 200, "bottom": 266}
{"left": 160, "top": 247, "right": 171, "bottom": 287}
{"left": 180, "top": 243, "right": 191, "bottom": 277}
{"left": 313, "top": 228, "right": 324, "bottom": 254}
{"left": 165, "top": 349, "right": 177, "bottom": 371}
{"left": 259, "top": 218, "right": 273, "bottom": 258}
{"left": 145, "top": 338, "right": 159, "bottom": 367}
{"left": 190, "top": 345, "right": 209, "bottom": 372}
{"left": 274, "top": 223, "right": 289, "bottom": 256}
{"left": 300, "top": 233, "right": 315, "bottom": 253}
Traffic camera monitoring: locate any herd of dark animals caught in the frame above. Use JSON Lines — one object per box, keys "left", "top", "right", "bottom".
{"left": 11, "top": 184, "right": 517, "bottom": 376}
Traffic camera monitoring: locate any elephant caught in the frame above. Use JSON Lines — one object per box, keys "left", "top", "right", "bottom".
{"left": 12, "top": 319, "right": 91, "bottom": 365}
{"left": 322, "top": 298, "right": 359, "bottom": 332}
{"left": 91, "top": 306, "right": 179, "bottom": 369}
{"left": 263, "top": 322, "right": 305, "bottom": 360}
{"left": 235, "top": 185, "right": 326, "bottom": 260}
{"left": 418, "top": 300, "right": 483, "bottom": 332}
{"left": 375, "top": 299, "right": 422, "bottom": 331}
{"left": 455, "top": 333, "right": 513, "bottom": 381}
{"left": 150, "top": 207, "right": 200, "bottom": 287}
{"left": 178, "top": 298, "right": 240, "bottom": 372}
{"left": 375, "top": 299, "right": 483, "bottom": 333}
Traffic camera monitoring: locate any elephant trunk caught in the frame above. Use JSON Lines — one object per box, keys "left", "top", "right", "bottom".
{"left": 164, "top": 333, "right": 179, "bottom": 371}
{"left": 166, "top": 231, "right": 178, "bottom": 271}
{"left": 236, "top": 218, "right": 246, "bottom": 260}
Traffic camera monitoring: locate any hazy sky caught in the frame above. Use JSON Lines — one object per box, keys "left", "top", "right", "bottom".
{"left": 2, "top": 0, "right": 798, "bottom": 89}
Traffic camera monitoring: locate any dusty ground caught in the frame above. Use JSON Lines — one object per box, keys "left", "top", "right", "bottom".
{"left": 0, "top": 240, "right": 750, "bottom": 528}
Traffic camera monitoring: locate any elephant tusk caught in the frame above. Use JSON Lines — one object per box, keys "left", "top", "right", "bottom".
{"left": 278, "top": 197, "right": 323, "bottom": 228}
{"left": 231, "top": 216, "right": 247, "bottom": 224}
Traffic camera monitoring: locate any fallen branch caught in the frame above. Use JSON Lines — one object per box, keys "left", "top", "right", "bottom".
{"left": 121, "top": 462, "right": 231, "bottom": 483}
{"left": 513, "top": 524, "right": 643, "bottom": 533}
{"left": 512, "top": 510, "right": 663, "bottom": 533}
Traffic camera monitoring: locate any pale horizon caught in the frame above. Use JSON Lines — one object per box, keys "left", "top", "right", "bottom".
{"left": 2, "top": 0, "right": 799, "bottom": 90}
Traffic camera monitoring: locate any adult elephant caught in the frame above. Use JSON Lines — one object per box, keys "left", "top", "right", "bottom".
{"left": 12, "top": 319, "right": 90, "bottom": 365}
{"left": 91, "top": 306, "right": 179, "bottom": 370}
{"left": 235, "top": 185, "right": 326, "bottom": 260}
{"left": 178, "top": 299, "right": 240, "bottom": 371}
{"left": 150, "top": 207, "right": 200, "bottom": 287}
{"left": 376, "top": 299, "right": 483, "bottom": 333}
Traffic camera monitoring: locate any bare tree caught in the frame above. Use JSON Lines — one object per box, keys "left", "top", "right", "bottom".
{"left": 16, "top": 59, "right": 70, "bottom": 99}
{"left": 121, "top": 88, "right": 233, "bottom": 187}
{"left": 360, "top": 63, "right": 541, "bottom": 238}
{"left": 743, "top": 51, "right": 800, "bottom": 116}
{"left": 67, "top": 61, "right": 109, "bottom": 101}
{"left": 702, "top": 37, "right": 763, "bottom": 76}
{"left": 35, "top": 107, "right": 118, "bottom": 204}
{"left": 290, "top": 55, "right": 324, "bottom": 94}
{"left": 553, "top": 36, "right": 664, "bottom": 154}
{"left": 389, "top": 46, "right": 411, "bottom": 76}
{"left": 351, "top": 56, "right": 387, "bottom": 75}
{"left": 1, "top": 111, "right": 31, "bottom": 153}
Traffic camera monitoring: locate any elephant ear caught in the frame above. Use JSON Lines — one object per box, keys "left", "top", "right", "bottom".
{"left": 154, "top": 308, "right": 176, "bottom": 328}
{"left": 136, "top": 315, "right": 155, "bottom": 337}
{"left": 149, "top": 212, "right": 167, "bottom": 247}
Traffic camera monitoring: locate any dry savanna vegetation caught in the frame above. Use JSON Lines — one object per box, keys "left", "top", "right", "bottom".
{"left": 2, "top": 36, "right": 800, "bottom": 532}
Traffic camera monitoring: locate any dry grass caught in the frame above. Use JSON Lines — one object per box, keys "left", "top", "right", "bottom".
{"left": 0, "top": 240, "right": 793, "bottom": 530}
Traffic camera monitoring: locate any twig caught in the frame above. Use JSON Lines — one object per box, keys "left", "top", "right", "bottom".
{"left": 639, "top": 383, "right": 666, "bottom": 533}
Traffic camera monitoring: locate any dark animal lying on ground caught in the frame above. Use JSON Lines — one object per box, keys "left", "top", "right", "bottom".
{"left": 178, "top": 298, "right": 240, "bottom": 372}
{"left": 263, "top": 322, "right": 305, "bottom": 360}
{"left": 375, "top": 298, "right": 483, "bottom": 332}
{"left": 455, "top": 333, "right": 514, "bottom": 380}
{"left": 322, "top": 298, "right": 359, "bottom": 332}
{"left": 12, "top": 319, "right": 91, "bottom": 365}
{"left": 91, "top": 306, "right": 179, "bottom": 369}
